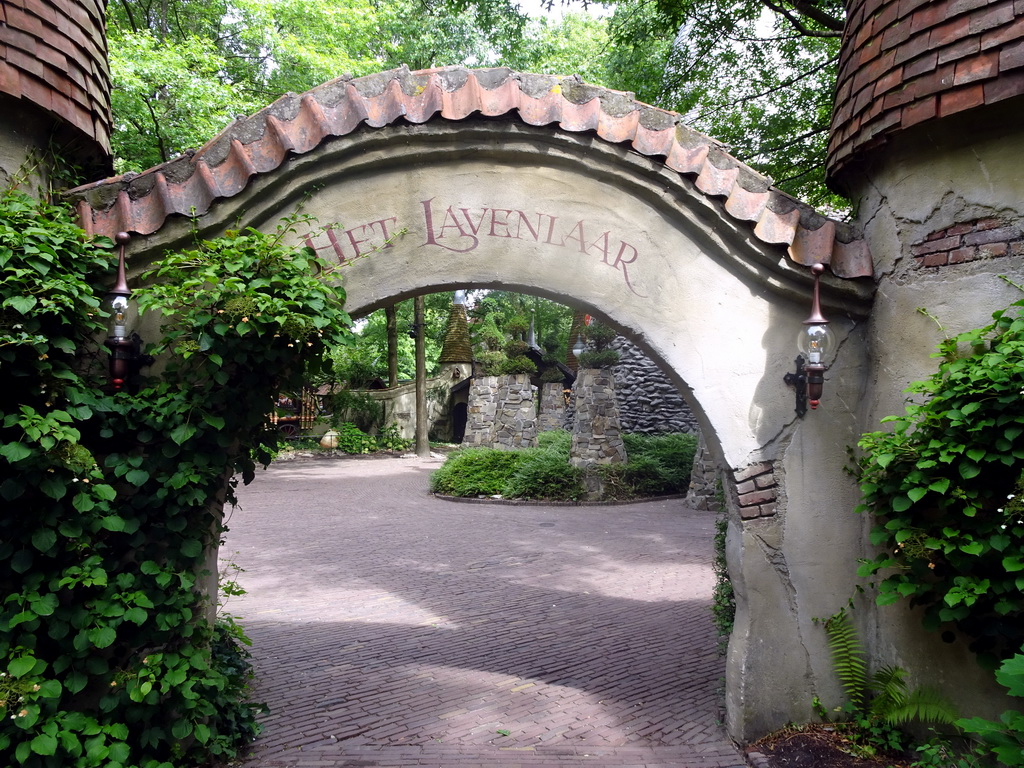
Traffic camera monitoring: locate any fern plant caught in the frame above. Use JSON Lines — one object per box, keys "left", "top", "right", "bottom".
{"left": 822, "top": 609, "right": 959, "bottom": 754}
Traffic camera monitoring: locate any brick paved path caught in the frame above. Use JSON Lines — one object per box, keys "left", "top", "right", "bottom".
{"left": 223, "top": 455, "right": 746, "bottom": 767}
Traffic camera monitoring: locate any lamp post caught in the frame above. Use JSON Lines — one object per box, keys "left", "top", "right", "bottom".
{"left": 784, "top": 263, "right": 835, "bottom": 416}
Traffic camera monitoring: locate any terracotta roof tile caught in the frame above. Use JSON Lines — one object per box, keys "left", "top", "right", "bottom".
{"left": 69, "top": 66, "right": 871, "bottom": 279}
{"left": 828, "top": 0, "right": 1024, "bottom": 189}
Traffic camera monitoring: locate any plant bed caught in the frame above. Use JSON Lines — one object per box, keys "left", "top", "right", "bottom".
{"left": 750, "top": 724, "right": 916, "bottom": 768}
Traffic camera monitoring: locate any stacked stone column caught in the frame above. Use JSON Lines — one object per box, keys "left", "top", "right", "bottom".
{"left": 493, "top": 374, "right": 538, "bottom": 450}
{"left": 462, "top": 375, "right": 499, "bottom": 447}
{"left": 570, "top": 368, "right": 627, "bottom": 499}
{"left": 537, "top": 382, "right": 567, "bottom": 432}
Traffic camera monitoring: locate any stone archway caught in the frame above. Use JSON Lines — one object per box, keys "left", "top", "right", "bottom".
{"left": 69, "top": 66, "right": 877, "bottom": 740}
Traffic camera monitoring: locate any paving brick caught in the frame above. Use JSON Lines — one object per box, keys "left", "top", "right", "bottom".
{"left": 226, "top": 456, "right": 744, "bottom": 767}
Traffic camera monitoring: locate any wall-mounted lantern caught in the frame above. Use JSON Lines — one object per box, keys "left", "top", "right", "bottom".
{"left": 784, "top": 263, "right": 835, "bottom": 417}
{"left": 104, "top": 232, "right": 152, "bottom": 391}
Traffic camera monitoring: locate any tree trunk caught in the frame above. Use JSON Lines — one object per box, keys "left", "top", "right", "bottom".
{"left": 385, "top": 303, "right": 398, "bottom": 388}
{"left": 414, "top": 296, "right": 429, "bottom": 457}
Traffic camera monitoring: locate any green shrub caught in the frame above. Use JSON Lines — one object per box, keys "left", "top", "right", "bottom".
{"left": 503, "top": 449, "right": 584, "bottom": 501}
{"left": 578, "top": 349, "right": 619, "bottom": 368}
{"left": 538, "top": 429, "right": 572, "bottom": 454}
{"left": 429, "top": 448, "right": 525, "bottom": 496}
{"left": 540, "top": 366, "right": 565, "bottom": 383}
{"left": 500, "top": 355, "right": 537, "bottom": 375}
{"left": 334, "top": 422, "right": 377, "bottom": 454}
{"left": 475, "top": 350, "right": 506, "bottom": 375}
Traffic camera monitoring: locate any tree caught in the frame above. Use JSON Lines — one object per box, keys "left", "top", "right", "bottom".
{"left": 107, "top": 0, "right": 502, "bottom": 172}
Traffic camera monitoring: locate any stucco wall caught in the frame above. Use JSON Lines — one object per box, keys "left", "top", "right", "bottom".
{"left": 93, "top": 115, "right": 877, "bottom": 743}
{"left": 844, "top": 112, "right": 1024, "bottom": 721}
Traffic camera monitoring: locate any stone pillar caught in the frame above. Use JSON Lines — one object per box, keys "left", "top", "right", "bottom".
{"left": 570, "top": 369, "right": 627, "bottom": 499}
{"left": 687, "top": 432, "right": 720, "bottom": 510}
{"left": 537, "top": 382, "right": 566, "bottom": 432}
{"left": 493, "top": 374, "right": 538, "bottom": 450}
{"left": 462, "top": 376, "right": 499, "bottom": 447}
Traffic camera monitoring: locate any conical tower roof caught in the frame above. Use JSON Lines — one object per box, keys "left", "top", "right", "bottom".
{"left": 439, "top": 300, "right": 473, "bottom": 364}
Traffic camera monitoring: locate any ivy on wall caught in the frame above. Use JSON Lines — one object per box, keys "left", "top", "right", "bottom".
{"left": 853, "top": 288, "right": 1024, "bottom": 666}
{"left": 0, "top": 194, "right": 352, "bottom": 767}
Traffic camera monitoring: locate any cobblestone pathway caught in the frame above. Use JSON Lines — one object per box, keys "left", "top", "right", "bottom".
{"left": 223, "top": 456, "right": 746, "bottom": 767}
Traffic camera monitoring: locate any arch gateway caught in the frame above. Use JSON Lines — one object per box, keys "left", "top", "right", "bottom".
{"left": 65, "top": 60, "right": 1024, "bottom": 740}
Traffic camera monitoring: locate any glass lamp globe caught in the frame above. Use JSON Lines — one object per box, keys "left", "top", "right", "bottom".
{"left": 797, "top": 323, "right": 835, "bottom": 366}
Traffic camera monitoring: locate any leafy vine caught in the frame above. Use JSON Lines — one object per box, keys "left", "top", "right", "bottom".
{"left": 0, "top": 194, "right": 352, "bottom": 767}
{"left": 853, "top": 290, "right": 1024, "bottom": 666}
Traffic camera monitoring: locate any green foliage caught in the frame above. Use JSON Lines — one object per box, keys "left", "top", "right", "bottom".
{"left": 853, "top": 295, "right": 1024, "bottom": 663}
{"left": 538, "top": 429, "right": 572, "bottom": 453}
{"left": 957, "top": 647, "right": 1024, "bottom": 766}
{"left": 329, "top": 389, "right": 384, "bottom": 433}
{"left": 476, "top": 350, "right": 508, "bottom": 376}
{"left": 503, "top": 448, "right": 584, "bottom": 501}
{"left": 540, "top": 366, "right": 566, "bottom": 384}
{"left": 577, "top": 349, "right": 620, "bottom": 369}
{"left": 374, "top": 425, "right": 413, "bottom": 452}
{"left": 615, "top": 432, "right": 698, "bottom": 497}
{"left": 332, "top": 423, "right": 378, "bottom": 454}
{"left": 820, "top": 609, "right": 958, "bottom": 757}
{"left": 712, "top": 480, "right": 735, "bottom": 651}
{"left": 0, "top": 193, "right": 351, "bottom": 767}
{"left": 429, "top": 448, "right": 526, "bottom": 496}
{"left": 500, "top": 355, "right": 538, "bottom": 376}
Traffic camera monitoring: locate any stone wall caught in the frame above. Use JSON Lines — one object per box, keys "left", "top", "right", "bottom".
{"left": 537, "top": 382, "right": 566, "bottom": 432}
{"left": 492, "top": 374, "right": 538, "bottom": 450}
{"left": 463, "top": 375, "right": 500, "bottom": 447}
{"left": 611, "top": 337, "right": 699, "bottom": 434}
{"left": 687, "top": 433, "right": 722, "bottom": 512}
{"left": 570, "top": 369, "right": 627, "bottom": 466}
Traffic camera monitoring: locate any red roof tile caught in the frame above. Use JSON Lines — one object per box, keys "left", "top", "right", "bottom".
{"left": 0, "top": 0, "right": 109, "bottom": 165}
{"left": 69, "top": 67, "right": 871, "bottom": 279}
{"left": 828, "top": 0, "right": 1024, "bottom": 189}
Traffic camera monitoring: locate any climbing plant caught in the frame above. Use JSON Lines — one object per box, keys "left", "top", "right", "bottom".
{"left": 0, "top": 194, "right": 351, "bottom": 767}
{"left": 853, "top": 289, "right": 1024, "bottom": 665}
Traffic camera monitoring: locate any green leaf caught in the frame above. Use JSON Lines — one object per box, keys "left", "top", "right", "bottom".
{"left": 30, "top": 733, "right": 57, "bottom": 756}
{"left": 125, "top": 468, "right": 150, "bottom": 486}
{"left": 93, "top": 484, "right": 117, "bottom": 501}
{"left": 202, "top": 414, "right": 225, "bottom": 430}
{"left": 89, "top": 626, "right": 116, "bottom": 649}
{"left": 1003, "top": 555, "right": 1024, "bottom": 572}
{"left": 960, "top": 541, "right": 984, "bottom": 555}
{"left": 5, "top": 295, "right": 38, "bottom": 314}
{"left": 170, "top": 423, "right": 197, "bottom": 445}
{"left": 0, "top": 442, "right": 32, "bottom": 462}
{"left": 180, "top": 539, "right": 202, "bottom": 558}
{"left": 9, "top": 655, "right": 37, "bottom": 677}
{"left": 907, "top": 487, "right": 928, "bottom": 503}
{"left": 32, "top": 528, "right": 57, "bottom": 552}
{"left": 928, "top": 478, "right": 950, "bottom": 494}
{"left": 101, "top": 515, "right": 126, "bottom": 532}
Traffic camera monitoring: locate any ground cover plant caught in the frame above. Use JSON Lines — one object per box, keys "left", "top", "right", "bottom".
{"left": 429, "top": 430, "right": 697, "bottom": 501}
{"left": 0, "top": 193, "right": 350, "bottom": 767}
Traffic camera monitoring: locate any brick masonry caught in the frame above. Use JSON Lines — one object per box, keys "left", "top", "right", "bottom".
{"left": 225, "top": 456, "right": 748, "bottom": 767}
{"left": 828, "top": 0, "right": 1024, "bottom": 187}
{"left": 733, "top": 462, "right": 779, "bottom": 520}
{"left": 911, "top": 217, "right": 1024, "bottom": 266}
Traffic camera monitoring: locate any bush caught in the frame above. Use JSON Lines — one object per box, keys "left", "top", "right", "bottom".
{"left": 504, "top": 449, "right": 584, "bottom": 500}
{"left": 538, "top": 429, "right": 572, "bottom": 454}
{"left": 540, "top": 366, "right": 565, "bottom": 383}
{"left": 429, "top": 448, "right": 525, "bottom": 496}
{"left": 501, "top": 355, "right": 537, "bottom": 375}
{"left": 578, "top": 349, "right": 619, "bottom": 368}
{"left": 598, "top": 433, "right": 698, "bottom": 500}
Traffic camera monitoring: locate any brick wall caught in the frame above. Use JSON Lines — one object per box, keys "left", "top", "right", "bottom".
{"left": 911, "top": 218, "right": 1024, "bottom": 267}
{"left": 828, "top": 0, "right": 1024, "bottom": 189}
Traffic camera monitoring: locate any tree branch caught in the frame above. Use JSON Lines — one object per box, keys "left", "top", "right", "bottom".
{"left": 759, "top": 0, "right": 844, "bottom": 37}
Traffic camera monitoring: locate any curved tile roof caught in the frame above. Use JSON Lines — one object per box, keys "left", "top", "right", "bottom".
{"left": 69, "top": 66, "right": 871, "bottom": 279}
